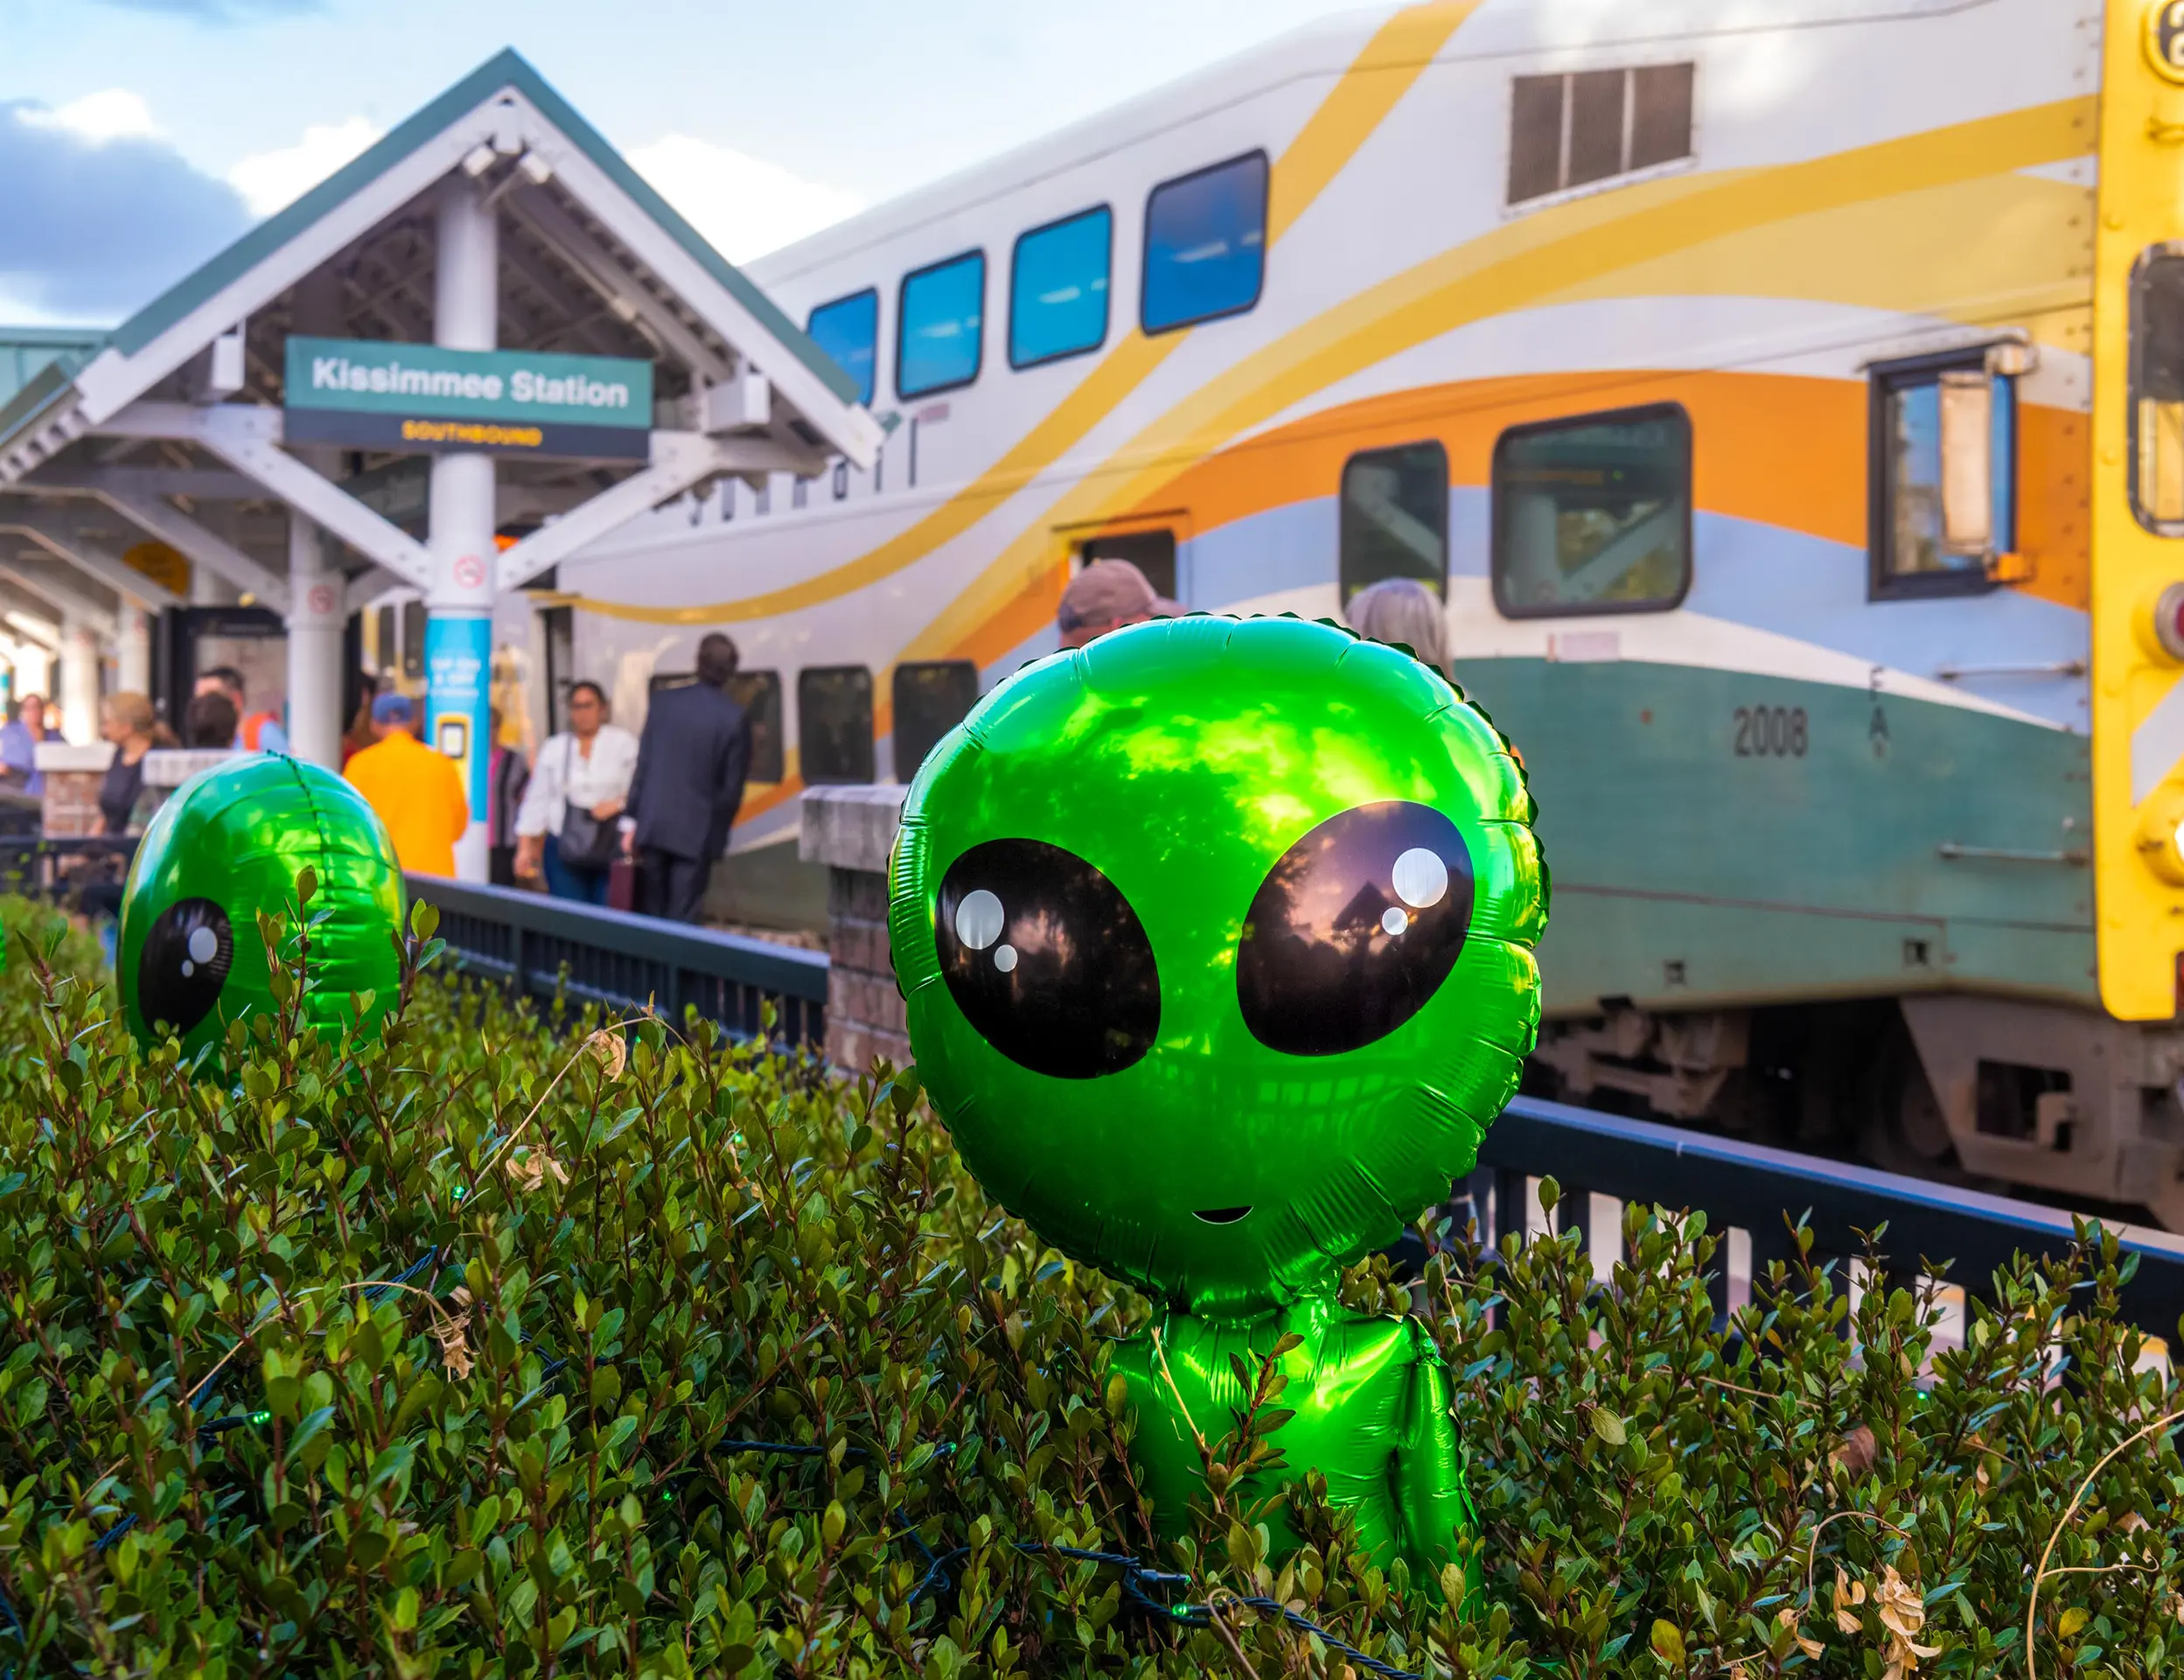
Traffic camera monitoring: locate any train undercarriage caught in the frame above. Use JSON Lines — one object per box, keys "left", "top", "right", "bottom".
{"left": 1527, "top": 996, "right": 2184, "bottom": 1230}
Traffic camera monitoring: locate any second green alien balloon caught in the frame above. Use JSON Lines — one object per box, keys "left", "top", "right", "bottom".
{"left": 119, "top": 755, "right": 405, "bottom": 1056}
{"left": 891, "top": 614, "right": 1548, "bottom": 1590}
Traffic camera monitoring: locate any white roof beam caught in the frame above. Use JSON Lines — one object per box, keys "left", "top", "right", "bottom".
{"left": 0, "top": 564, "right": 115, "bottom": 636}
{"left": 0, "top": 511, "right": 181, "bottom": 611}
{"left": 23, "top": 464, "right": 263, "bottom": 501}
{"left": 97, "top": 401, "right": 428, "bottom": 590}
{"left": 505, "top": 188, "right": 733, "bottom": 384}
{"left": 70, "top": 107, "right": 501, "bottom": 427}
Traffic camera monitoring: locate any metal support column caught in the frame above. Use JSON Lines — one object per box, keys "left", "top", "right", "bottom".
{"left": 285, "top": 508, "right": 345, "bottom": 766}
{"left": 427, "top": 176, "right": 498, "bottom": 881}
{"left": 116, "top": 604, "right": 150, "bottom": 696}
{"left": 286, "top": 270, "right": 347, "bottom": 770}
{"left": 60, "top": 616, "right": 99, "bottom": 744}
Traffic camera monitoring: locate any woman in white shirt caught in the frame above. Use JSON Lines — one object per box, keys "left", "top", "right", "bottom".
{"left": 513, "top": 680, "right": 639, "bottom": 904}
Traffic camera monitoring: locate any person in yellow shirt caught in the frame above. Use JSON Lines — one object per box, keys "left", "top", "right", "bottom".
{"left": 345, "top": 694, "right": 469, "bottom": 876}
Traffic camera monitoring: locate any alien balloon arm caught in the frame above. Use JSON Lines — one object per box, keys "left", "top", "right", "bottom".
{"left": 1390, "top": 1324, "right": 1474, "bottom": 1597}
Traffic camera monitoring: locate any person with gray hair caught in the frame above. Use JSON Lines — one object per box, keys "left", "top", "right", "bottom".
{"left": 1345, "top": 577, "right": 1451, "bottom": 676}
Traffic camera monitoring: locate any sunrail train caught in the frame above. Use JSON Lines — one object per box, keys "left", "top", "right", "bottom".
{"left": 415, "top": 0, "right": 2184, "bottom": 1220}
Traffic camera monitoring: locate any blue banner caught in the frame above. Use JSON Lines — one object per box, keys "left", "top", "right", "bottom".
{"left": 424, "top": 613, "right": 492, "bottom": 826}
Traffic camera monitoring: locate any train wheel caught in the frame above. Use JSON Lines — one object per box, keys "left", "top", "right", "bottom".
{"left": 1857, "top": 1023, "right": 1964, "bottom": 1181}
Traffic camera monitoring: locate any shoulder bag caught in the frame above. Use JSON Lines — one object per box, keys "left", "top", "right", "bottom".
{"left": 555, "top": 736, "right": 621, "bottom": 870}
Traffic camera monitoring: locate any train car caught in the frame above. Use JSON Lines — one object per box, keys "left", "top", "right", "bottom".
{"left": 452, "top": 0, "right": 2184, "bottom": 1219}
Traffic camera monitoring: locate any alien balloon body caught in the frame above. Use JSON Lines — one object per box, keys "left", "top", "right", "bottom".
{"left": 120, "top": 756, "right": 405, "bottom": 1057}
{"left": 891, "top": 615, "right": 1548, "bottom": 1591}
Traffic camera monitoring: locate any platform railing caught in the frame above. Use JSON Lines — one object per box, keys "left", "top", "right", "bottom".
{"left": 1463, "top": 1097, "right": 2184, "bottom": 1340}
{"left": 406, "top": 875, "right": 828, "bottom": 1049}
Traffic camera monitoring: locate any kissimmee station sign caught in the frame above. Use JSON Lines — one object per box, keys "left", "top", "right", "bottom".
{"left": 0, "top": 49, "right": 880, "bottom": 879}
{"left": 286, "top": 338, "right": 653, "bottom": 459}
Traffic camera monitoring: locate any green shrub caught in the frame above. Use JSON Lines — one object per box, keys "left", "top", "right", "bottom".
{"left": 0, "top": 892, "right": 2176, "bottom": 1677}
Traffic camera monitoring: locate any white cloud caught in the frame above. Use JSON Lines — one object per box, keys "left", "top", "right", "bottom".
{"left": 227, "top": 115, "right": 380, "bottom": 218}
{"left": 626, "top": 136, "right": 863, "bottom": 263}
{"left": 19, "top": 89, "right": 162, "bottom": 144}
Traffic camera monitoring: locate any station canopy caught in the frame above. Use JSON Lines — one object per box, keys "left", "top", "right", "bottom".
{"left": 0, "top": 48, "right": 881, "bottom": 621}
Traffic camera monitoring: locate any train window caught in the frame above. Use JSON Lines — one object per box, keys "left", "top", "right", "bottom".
{"left": 1074, "top": 529, "right": 1177, "bottom": 600}
{"left": 1490, "top": 404, "right": 1691, "bottom": 617}
{"left": 807, "top": 289, "right": 878, "bottom": 406}
{"left": 725, "top": 669, "right": 785, "bottom": 784}
{"left": 1142, "top": 151, "right": 1268, "bottom": 335}
{"left": 2132, "top": 250, "right": 2184, "bottom": 533}
{"left": 897, "top": 251, "right": 985, "bottom": 400}
{"left": 1508, "top": 64, "right": 1695, "bottom": 206}
{"left": 1340, "top": 442, "right": 1449, "bottom": 605}
{"left": 1011, "top": 206, "right": 1112, "bottom": 369}
{"left": 799, "top": 666, "right": 876, "bottom": 784}
{"left": 373, "top": 604, "right": 395, "bottom": 676}
{"left": 1870, "top": 350, "right": 2014, "bottom": 596}
{"left": 892, "top": 660, "right": 980, "bottom": 779}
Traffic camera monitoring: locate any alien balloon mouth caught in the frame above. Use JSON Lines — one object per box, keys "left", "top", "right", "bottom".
{"left": 1192, "top": 1206, "right": 1252, "bottom": 1225}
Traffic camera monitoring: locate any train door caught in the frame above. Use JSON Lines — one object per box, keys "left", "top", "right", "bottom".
{"left": 2093, "top": 0, "right": 2184, "bottom": 1019}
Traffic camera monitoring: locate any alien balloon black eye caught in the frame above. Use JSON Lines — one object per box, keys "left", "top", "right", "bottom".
{"left": 936, "top": 838, "right": 1159, "bottom": 1079}
{"left": 136, "top": 897, "right": 234, "bottom": 1036}
{"left": 1237, "top": 802, "right": 1474, "bottom": 1056}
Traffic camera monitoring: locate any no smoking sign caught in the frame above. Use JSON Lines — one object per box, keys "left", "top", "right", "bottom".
{"left": 452, "top": 554, "right": 488, "bottom": 592}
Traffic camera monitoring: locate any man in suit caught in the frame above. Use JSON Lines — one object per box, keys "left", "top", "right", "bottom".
{"left": 625, "top": 632, "right": 752, "bottom": 922}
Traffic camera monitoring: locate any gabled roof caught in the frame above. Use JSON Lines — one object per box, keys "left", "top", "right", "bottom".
{"left": 0, "top": 48, "right": 876, "bottom": 478}
{"left": 103, "top": 50, "right": 854, "bottom": 405}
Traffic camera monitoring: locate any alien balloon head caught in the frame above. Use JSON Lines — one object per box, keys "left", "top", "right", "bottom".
{"left": 120, "top": 756, "right": 404, "bottom": 1057}
{"left": 890, "top": 615, "right": 1548, "bottom": 1318}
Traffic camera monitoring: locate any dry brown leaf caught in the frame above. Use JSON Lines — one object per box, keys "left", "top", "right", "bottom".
{"left": 585, "top": 1028, "right": 627, "bottom": 1081}
{"left": 508, "top": 1148, "right": 571, "bottom": 1196}
{"left": 433, "top": 1293, "right": 475, "bottom": 1378}
{"left": 1779, "top": 1606, "right": 1824, "bottom": 1662}
{"left": 1832, "top": 1424, "right": 1879, "bottom": 1476}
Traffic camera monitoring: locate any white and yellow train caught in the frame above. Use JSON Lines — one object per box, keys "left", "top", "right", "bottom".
{"left": 423, "top": 0, "right": 2184, "bottom": 1219}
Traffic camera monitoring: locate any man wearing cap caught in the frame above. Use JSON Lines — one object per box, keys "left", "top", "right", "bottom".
{"left": 344, "top": 693, "right": 469, "bottom": 877}
{"left": 1057, "top": 559, "right": 1182, "bottom": 650}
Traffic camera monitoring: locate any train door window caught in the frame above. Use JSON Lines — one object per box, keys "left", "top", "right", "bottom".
{"left": 807, "top": 289, "right": 878, "bottom": 406}
{"left": 724, "top": 669, "right": 785, "bottom": 784}
{"left": 1142, "top": 151, "right": 1268, "bottom": 335}
{"left": 799, "top": 666, "right": 876, "bottom": 784}
{"left": 401, "top": 600, "right": 426, "bottom": 680}
{"left": 897, "top": 251, "right": 985, "bottom": 400}
{"left": 1340, "top": 442, "right": 1449, "bottom": 605}
{"left": 1073, "top": 529, "right": 1177, "bottom": 601}
{"left": 373, "top": 604, "right": 395, "bottom": 676}
{"left": 1508, "top": 64, "right": 1696, "bottom": 206}
{"left": 1011, "top": 206, "right": 1113, "bottom": 369}
{"left": 1490, "top": 404, "right": 1692, "bottom": 617}
{"left": 538, "top": 604, "right": 574, "bottom": 735}
{"left": 2132, "top": 249, "right": 2184, "bottom": 533}
{"left": 892, "top": 660, "right": 980, "bottom": 779}
{"left": 1870, "top": 350, "right": 2015, "bottom": 596}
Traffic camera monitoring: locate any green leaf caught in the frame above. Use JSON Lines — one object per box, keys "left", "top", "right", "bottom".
{"left": 1588, "top": 1405, "right": 1629, "bottom": 1447}
{"left": 285, "top": 1405, "right": 336, "bottom": 1467}
{"left": 1650, "top": 1620, "right": 1685, "bottom": 1663}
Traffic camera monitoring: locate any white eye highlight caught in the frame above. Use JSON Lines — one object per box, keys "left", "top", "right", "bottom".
{"left": 994, "top": 944, "right": 1018, "bottom": 973}
{"left": 954, "top": 889, "right": 1005, "bottom": 950}
{"left": 1391, "top": 847, "right": 1449, "bottom": 910}
{"left": 187, "top": 925, "right": 220, "bottom": 964}
{"left": 1380, "top": 907, "right": 1408, "bottom": 936}
{"left": 181, "top": 961, "right": 195, "bottom": 978}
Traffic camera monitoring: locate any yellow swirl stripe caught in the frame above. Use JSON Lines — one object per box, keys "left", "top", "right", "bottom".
{"left": 558, "top": 0, "right": 1487, "bottom": 629}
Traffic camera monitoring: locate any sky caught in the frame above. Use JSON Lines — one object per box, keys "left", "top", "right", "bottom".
{"left": 0, "top": 0, "right": 1371, "bottom": 328}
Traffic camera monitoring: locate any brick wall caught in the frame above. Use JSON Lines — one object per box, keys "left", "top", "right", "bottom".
{"left": 800, "top": 785, "right": 911, "bottom": 1073}
{"left": 825, "top": 864, "right": 910, "bottom": 1073}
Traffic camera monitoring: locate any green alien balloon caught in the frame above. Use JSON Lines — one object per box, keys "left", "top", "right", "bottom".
{"left": 890, "top": 615, "right": 1548, "bottom": 1591}
{"left": 119, "top": 755, "right": 404, "bottom": 1056}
